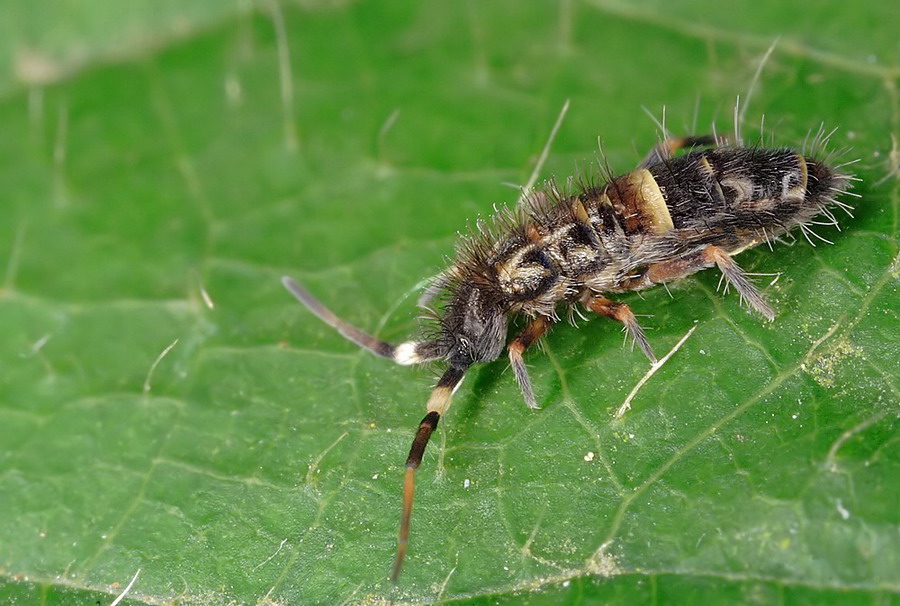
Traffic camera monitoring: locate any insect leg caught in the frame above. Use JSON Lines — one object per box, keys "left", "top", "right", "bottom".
{"left": 508, "top": 315, "right": 553, "bottom": 410}
{"left": 584, "top": 295, "right": 657, "bottom": 363}
{"left": 620, "top": 246, "right": 775, "bottom": 321}
{"left": 392, "top": 365, "right": 467, "bottom": 582}
{"left": 638, "top": 135, "right": 721, "bottom": 168}
{"left": 703, "top": 246, "right": 775, "bottom": 321}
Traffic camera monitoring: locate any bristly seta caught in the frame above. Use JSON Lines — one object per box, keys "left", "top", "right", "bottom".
{"left": 282, "top": 125, "right": 857, "bottom": 582}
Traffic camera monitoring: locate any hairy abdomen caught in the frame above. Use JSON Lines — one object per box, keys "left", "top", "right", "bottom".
{"left": 643, "top": 148, "right": 844, "bottom": 251}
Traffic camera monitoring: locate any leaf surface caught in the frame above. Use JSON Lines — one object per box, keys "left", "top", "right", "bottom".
{"left": 0, "top": 1, "right": 897, "bottom": 604}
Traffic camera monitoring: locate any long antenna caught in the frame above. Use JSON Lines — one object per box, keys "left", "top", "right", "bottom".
{"left": 391, "top": 365, "right": 467, "bottom": 582}
{"left": 282, "top": 276, "right": 397, "bottom": 359}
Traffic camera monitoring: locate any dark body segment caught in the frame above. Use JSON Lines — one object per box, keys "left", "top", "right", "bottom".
{"left": 649, "top": 148, "right": 809, "bottom": 238}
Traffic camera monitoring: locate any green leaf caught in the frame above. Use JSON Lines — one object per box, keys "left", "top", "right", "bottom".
{"left": 1, "top": 1, "right": 897, "bottom": 605}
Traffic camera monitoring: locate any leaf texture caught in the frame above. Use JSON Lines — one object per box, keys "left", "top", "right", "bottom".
{"left": 0, "top": 1, "right": 897, "bottom": 604}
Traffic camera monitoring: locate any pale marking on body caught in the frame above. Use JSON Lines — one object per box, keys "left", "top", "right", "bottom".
{"left": 495, "top": 239, "right": 533, "bottom": 280}
{"left": 628, "top": 168, "right": 673, "bottom": 233}
{"left": 720, "top": 176, "right": 754, "bottom": 203}
{"left": 783, "top": 157, "right": 807, "bottom": 200}
{"left": 542, "top": 222, "right": 583, "bottom": 268}
{"left": 567, "top": 245, "right": 597, "bottom": 266}
{"left": 497, "top": 221, "right": 581, "bottom": 295}
{"left": 796, "top": 154, "right": 809, "bottom": 190}
{"left": 498, "top": 260, "right": 551, "bottom": 295}
{"left": 745, "top": 197, "right": 778, "bottom": 211}
{"left": 544, "top": 222, "right": 581, "bottom": 246}
{"left": 781, "top": 173, "right": 805, "bottom": 201}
